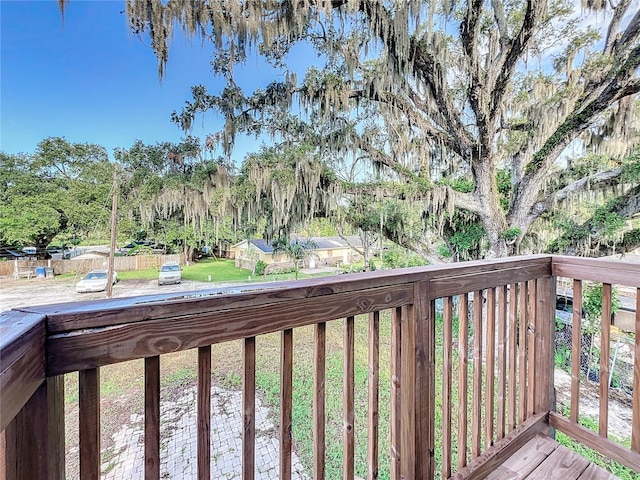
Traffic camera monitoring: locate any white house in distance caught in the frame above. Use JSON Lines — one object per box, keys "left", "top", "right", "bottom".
{"left": 231, "top": 236, "right": 367, "bottom": 271}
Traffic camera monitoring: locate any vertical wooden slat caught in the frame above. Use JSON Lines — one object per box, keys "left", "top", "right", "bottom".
{"left": 472, "top": 290, "right": 483, "bottom": 458}
{"left": 632, "top": 289, "right": 640, "bottom": 453}
{"left": 80, "top": 368, "right": 101, "bottom": 480}
{"left": 458, "top": 293, "right": 469, "bottom": 470}
{"left": 243, "top": 338, "right": 256, "bottom": 480}
{"left": 518, "top": 282, "right": 528, "bottom": 423}
{"left": 280, "top": 329, "right": 293, "bottom": 480}
{"left": 3, "top": 376, "right": 66, "bottom": 480}
{"left": 508, "top": 283, "right": 518, "bottom": 432}
{"left": 496, "top": 285, "right": 507, "bottom": 440}
{"left": 485, "top": 288, "right": 496, "bottom": 448}
{"left": 145, "top": 356, "right": 160, "bottom": 480}
{"left": 391, "top": 307, "right": 402, "bottom": 479}
{"left": 413, "top": 280, "right": 434, "bottom": 480}
{"left": 367, "top": 313, "right": 379, "bottom": 480}
{"left": 198, "top": 346, "right": 211, "bottom": 480}
{"left": 314, "top": 323, "right": 326, "bottom": 480}
{"left": 534, "top": 277, "right": 556, "bottom": 417}
{"left": 527, "top": 280, "right": 537, "bottom": 417}
{"left": 570, "top": 280, "right": 583, "bottom": 424}
{"left": 400, "top": 304, "right": 416, "bottom": 480}
{"left": 442, "top": 296, "right": 453, "bottom": 479}
{"left": 344, "top": 316, "right": 355, "bottom": 480}
{"left": 599, "top": 283, "right": 612, "bottom": 438}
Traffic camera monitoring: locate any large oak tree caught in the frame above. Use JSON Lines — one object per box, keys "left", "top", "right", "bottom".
{"left": 124, "top": 0, "right": 639, "bottom": 259}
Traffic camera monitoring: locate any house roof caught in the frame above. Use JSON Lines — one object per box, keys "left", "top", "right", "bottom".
{"left": 233, "top": 236, "right": 365, "bottom": 253}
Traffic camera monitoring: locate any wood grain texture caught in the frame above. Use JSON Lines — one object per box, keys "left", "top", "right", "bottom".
{"left": 633, "top": 290, "right": 640, "bottom": 453}
{"left": 2, "top": 376, "right": 65, "bottom": 480}
{"left": 552, "top": 256, "right": 640, "bottom": 288}
{"left": 413, "top": 280, "right": 434, "bottom": 480}
{"left": 343, "top": 317, "right": 355, "bottom": 480}
{"left": 518, "top": 282, "right": 528, "bottom": 424}
{"left": 0, "top": 311, "right": 46, "bottom": 432}
{"left": 391, "top": 307, "right": 401, "bottom": 480}
{"left": 571, "top": 280, "right": 583, "bottom": 424}
{"left": 472, "top": 290, "right": 483, "bottom": 459}
{"left": 243, "top": 337, "right": 255, "bottom": 480}
{"left": 47, "top": 284, "right": 413, "bottom": 376}
{"left": 280, "top": 329, "right": 293, "bottom": 480}
{"left": 145, "top": 356, "right": 160, "bottom": 480}
{"left": 458, "top": 293, "right": 469, "bottom": 470}
{"left": 79, "top": 368, "right": 100, "bottom": 480}
{"left": 534, "top": 277, "right": 555, "bottom": 416}
{"left": 549, "top": 412, "right": 640, "bottom": 472}
{"left": 450, "top": 412, "right": 548, "bottom": 480}
{"left": 484, "top": 433, "right": 558, "bottom": 480}
{"left": 314, "top": 323, "right": 326, "bottom": 480}
{"left": 527, "top": 280, "right": 536, "bottom": 418}
{"left": 528, "top": 445, "right": 589, "bottom": 478}
{"left": 367, "top": 313, "right": 379, "bottom": 480}
{"left": 485, "top": 288, "right": 496, "bottom": 448}
{"left": 33, "top": 256, "right": 550, "bottom": 333}
{"left": 496, "top": 285, "right": 507, "bottom": 441}
{"left": 198, "top": 346, "right": 211, "bottom": 480}
{"left": 400, "top": 304, "right": 415, "bottom": 479}
{"left": 577, "top": 463, "right": 619, "bottom": 480}
{"left": 442, "top": 296, "right": 453, "bottom": 479}
{"left": 599, "top": 283, "right": 612, "bottom": 438}
{"left": 507, "top": 284, "right": 518, "bottom": 432}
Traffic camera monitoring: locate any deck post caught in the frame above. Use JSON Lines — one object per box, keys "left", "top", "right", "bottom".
{"left": 2, "top": 376, "right": 65, "bottom": 480}
{"left": 534, "top": 276, "right": 556, "bottom": 434}
{"left": 412, "top": 280, "right": 434, "bottom": 480}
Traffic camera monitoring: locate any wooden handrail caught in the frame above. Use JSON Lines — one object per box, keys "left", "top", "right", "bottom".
{"left": 2, "top": 255, "right": 639, "bottom": 479}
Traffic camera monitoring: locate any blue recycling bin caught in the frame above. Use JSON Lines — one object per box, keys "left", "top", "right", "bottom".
{"left": 35, "top": 267, "right": 46, "bottom": 278}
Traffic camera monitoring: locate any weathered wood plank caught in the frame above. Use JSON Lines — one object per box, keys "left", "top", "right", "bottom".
{"left": 414, "top": 280, "right": 434, "bottom": 480}
{"left": 0, "top": 311, "right": 46, "bottom": 432}
{"left": 47, "top": 284, "right": 414, "bottom": 376}
{"left": 79, "top": 368, "right": 100, "bottom": 480}
{"left": 496, "top": 285, "right": 507, "bottom": 441}
{"left": 443, "top": 296, "right": 453, "bottom": 479}
{"left": 367, "top": 313, "right": 378, "bottom": 480}
{"left": 472, "top": 290, "right": 483, "bottom": 458}
{"left": 280, "top": 329, "right": 293, "bottom": 480}
{"left": 430, "top": 263, "right": 551, "bottom": 299}
{"left": 2, "top": 376, "right": 65, "bottom": 480}
{"left": 145, "top": 356, "right": 160, "bottom": 480}
{"left": 314, "top": 323, "right": 326, "bottom": 480}
{"left": 552, "top": 256, "right": 640, "bottom": 288}
{"left": 243, "top": 337, "right": 255, "bottom": 480}
{"left": 534, "top": 276, "right": 555, "bottom": 416}
{"left": 400, "top": 304, "right": 415, "bottom": 480}
{"left": 633, "top": 289, "right": 640, "bottom": 453}
{"left": 599, "top": 283, "right": 612, "bottom": 438}
{"left": 486, "top": 287, "right": 496, "bottom": 448}
{"left": 343, "top": 317, "right": 355, "bottom": 480}
{"left": 35, "top": 256, "right": 550, "bottom": 333}
{"left": 458, "top": 293, "right": 470, "bottom": 470}
{"left": 576, "top": 463, "right": 619, "bottom": 480}
{"left": 198, "top": 346, "right": 211, "bottom": 480}
{"left": 570, "top": 280, "right": 583, "bottom": 424}
{"left": 518, "top": 282, "right": 528, "bottom": 424}
{"left": 450, "top": 412, "right": 549, "bottom": 480}
{"left": 391, "top": 307, "right": 401, "bottom": 479}
{"left": 484, "top": 433, "right": 558, "bottom": 480}
{"left": 507, "top": 284, "right": 517, "bottom": 432}
{"left": 527, "top": 280, "right": 536, "bottom": 418}
{"left": 550, "top": 412, "right": 640, "bottom": 472}
{"left": 528, "top": 445, "right": 589, "bottom": 479}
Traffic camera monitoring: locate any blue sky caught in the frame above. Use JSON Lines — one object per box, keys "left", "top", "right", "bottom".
{"left": 1, "top": 1, "right": 283, "bottom": 163}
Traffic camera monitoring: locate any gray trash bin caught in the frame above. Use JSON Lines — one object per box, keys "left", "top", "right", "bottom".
{"left": 45, "top": 267, "right": 54, "bottom": 278}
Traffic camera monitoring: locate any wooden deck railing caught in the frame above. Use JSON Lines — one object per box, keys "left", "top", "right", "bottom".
{"left": 0, "top": 255, "right": 638, "bottom": 479}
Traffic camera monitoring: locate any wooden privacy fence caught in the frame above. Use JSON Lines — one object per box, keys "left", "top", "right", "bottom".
{"left": 0, "top": 255, "right": 639, "bottom": 479}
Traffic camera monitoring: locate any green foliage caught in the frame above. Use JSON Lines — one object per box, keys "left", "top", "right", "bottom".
{"left": 254, "top": 259, "right": 267, "bottom": 276}
{"left": 583, "top": 283, "right": 621, "bottom": 330}
{"left": 496, "top": 169, "right": 512, "bottom": 211}
{"left": 446, "top": 215, "right": 486, "bottom": 261}
{"left": 382, "top": 245, "right": 426, "bottom": 268}
{"left": 271, "top": 237, "right": 317, "bottom": 279}
{"left": 501, "top": 227, "right": 521, "bottom": 242}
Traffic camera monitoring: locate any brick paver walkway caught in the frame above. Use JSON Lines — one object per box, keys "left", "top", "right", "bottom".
{"left": 102, "top": 386, "right": 308, "bottom": 479}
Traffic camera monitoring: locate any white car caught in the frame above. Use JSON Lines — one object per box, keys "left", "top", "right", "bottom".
{"left": 158, "top": 263, "right": 182, "bottom": 285}
{"left": 76, "top": 270, "right": 118, "bottom": 293}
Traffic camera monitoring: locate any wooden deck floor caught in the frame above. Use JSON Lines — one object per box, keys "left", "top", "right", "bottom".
{"left": 485, "top": 434, "right": 618, "bottom": 480}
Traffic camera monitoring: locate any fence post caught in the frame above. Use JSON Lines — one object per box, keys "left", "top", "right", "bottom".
{"left": 535, "top": 276, "right": 556, "bottom": 430}
{"left": 3, "top": 376, "right": 65, "bottom": 480}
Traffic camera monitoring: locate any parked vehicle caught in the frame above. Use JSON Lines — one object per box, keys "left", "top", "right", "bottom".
{"left": 76, "top": 270, "right": 118, "bottom": 293}
{"left": 158, "top": 263, "right": 181, "bottom": 286}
